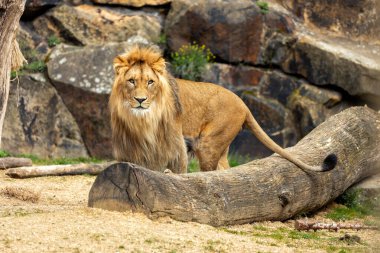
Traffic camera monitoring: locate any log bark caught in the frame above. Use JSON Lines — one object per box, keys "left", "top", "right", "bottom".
{"left": 0, "top": 0, "right": 26, "bottom": 146}
{"left": 88, "top": 107, "right": 380, "bottom": 226}
{"left": 0, "top": 157, "right": 32, "bottom": 169}
{"left": 5, "top": 162, "right": 114, "bottom": 178}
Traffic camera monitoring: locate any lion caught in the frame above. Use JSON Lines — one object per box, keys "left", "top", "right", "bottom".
{"left": 109, "top": 44, "right": 337, "bottom": 173}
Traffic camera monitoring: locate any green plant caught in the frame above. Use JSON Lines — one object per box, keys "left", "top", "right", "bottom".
{"left": 187, "top": 158, "right": 200, "bottom": 173}
{"left": 187, "top": 153, "right": 250, "bottom": 172}
{"left": 0, "top": 150, "right": 10, "bottom": 158}
{"left": 326, "top": 188, "right": 375, "bottom": 221}
{"left": 47, "top": 35, "right": 61, "bottom": 47}
{"left": 0, "top": 150, "right": 103, "bottom": 165}
{"left": 228, "top": 153, "right": 251, "bottom": 167}
{"left": 23, "top": 60, "right": 46, "bottom": 73}
{"left": 10, "top": 70, "right": 18, "bottom": 79}
{"left": 256, "top": 1, "right": 269, "bottom": 14}
{"left": 336, "top": 188, "right": 362, "bottom": 208}
{"left": 325, "top": 206, "right": 368, "bottom": 221}
{"left": 157, "top": 34, "right": 167, "bottom": 45}
{"left": 170, "top": 42, "right": 215, "bottom": 81}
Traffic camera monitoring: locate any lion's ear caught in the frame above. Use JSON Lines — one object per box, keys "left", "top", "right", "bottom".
{"left": 113, "top": 55, "right": 129, "bottom": 75}
{"left": 151, "top": 57, "right": 166, "bottom": 74}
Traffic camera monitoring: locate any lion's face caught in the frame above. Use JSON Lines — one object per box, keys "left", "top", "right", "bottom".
{"left": 117, "top": 63, "right": 161, "bottom": 115}
{"left": 111, "top": 45, "right": 169, "bottom": 117}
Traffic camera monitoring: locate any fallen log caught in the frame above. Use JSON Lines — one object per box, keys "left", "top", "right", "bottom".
{"left": 0, "top": 157, "right": 32, "bottom": 169}
{"left": 5, "top": 162, "right": 113, "bottom": 178}
{"left": 88, "top": 107, "right": 380, "bottom": 226}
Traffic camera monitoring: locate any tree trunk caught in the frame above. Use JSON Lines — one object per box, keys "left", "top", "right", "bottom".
{"left": 5, "top": 162, "right": 114, "bottom": 178}
{"left": 0, "top": 0, "right": 25, "bottom": 146}
{"left": 88, "top": 107, "right": 380, "bottom": 226}
{"left": 0, "top": 157, "right": 32, "bottom": 169}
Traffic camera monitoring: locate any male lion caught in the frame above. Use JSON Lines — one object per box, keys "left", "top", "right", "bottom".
{"left": 110, "top": 44, "right": 337, "bottom": 173}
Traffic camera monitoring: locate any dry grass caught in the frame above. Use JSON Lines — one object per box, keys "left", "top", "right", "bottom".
{"left": 0, "top": 171, "right": 379, "bottom": 253}
{"left": 0, "top": 186, "right": 40, "bottom": 203}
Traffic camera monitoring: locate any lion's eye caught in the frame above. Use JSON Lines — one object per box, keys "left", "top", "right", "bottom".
{"left": 147, "top": 80, "right": 154, "bottom": 86}
{"left": 128, "top": 79, "right": 135, "bottom": 85}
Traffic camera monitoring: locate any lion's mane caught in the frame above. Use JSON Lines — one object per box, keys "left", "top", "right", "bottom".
{"left": 109, "top": 44, "right": 185, "bottom": 171}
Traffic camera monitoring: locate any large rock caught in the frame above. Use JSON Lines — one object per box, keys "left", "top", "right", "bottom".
{"left": 17, "top": 22, "right": 49, "bottom": 63}
{"left": 166, "top": 0, "right": 380, "bottom": 98}
{"left": 23, "top": 0, "right": 60, "bottom": 19}
{"left": 165, "top": 0, "right": 294, "bottom": 65}
{"left": 2, "top": 74, "right": 89, "bottom": 158}
{"left": 233, "top": 92, "right": 298, "bottom": 158}
{"left": 278, "top": 34, "right": 380, "bottom": 97}
{"left": 202, "top": 63, "right": 264, "bottom": 90}
{"left": 277, "top": 0, "right": 380, "bottom": 41}
{"left": 47, "top": 43, "right": 132, "bottom": 158}
{"left": 91, "top": 0, "right": 171, "bottom": 7}
{"left": 33, "top": 4, "right": 162, "bottom": 45}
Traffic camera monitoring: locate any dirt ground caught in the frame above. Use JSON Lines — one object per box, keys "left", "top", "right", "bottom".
{"left": 0, "top": 170, "right": 379, "bottom": 253}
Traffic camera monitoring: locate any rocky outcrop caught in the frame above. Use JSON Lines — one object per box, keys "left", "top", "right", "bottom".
{"left": 23, "top": 0, "right": 60, "bottom": 19}
{"left": 166, "top": 0, "right": 380, "bottom": 97}
{"left": 166, "top": 0, "right": 294, "bottom": 65}
{"left": 2, "top": 74, "right": 89, "bottom": 158}
{"left": 278, "top": 34, "right": 380, "bottom": 97}
{"left": 91, "top": 0, "right": 171, "bottom": 7}
{"left": 16, "top": 23, "right": 49, "bottom": 63}
{"left": 32, "top": 4, "right": 162, "bottom": 45}
{"left": 277, "top": 0, "right": 380, "bottom": 41}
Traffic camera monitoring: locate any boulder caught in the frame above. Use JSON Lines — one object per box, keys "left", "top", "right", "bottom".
{"left": 165, "top": 0, "right": 294, "bottom": 65}
{"left": 47, "top": 42, "right": 132, "bottom": 158}
{"left": 91, "top": 0, "right": 171, "bottom": 7}
{"left": 23, "top": 0, "right": 60, "bottom": 19}
{"left": 277, "top": 0, "right": 380, "bottom": 41}
{"left": 232, "top": 92, "right": 298, "bottom": 158}
{"left": 286, "top": 83, "right": 350, "bottom": 137}
{"left": 279, "top": 34, "right": 380, "bottom": 97}
{"left": 33, "top": 4, "right": 162, "bottom": 45}
{"left": 17, "top": 22, "right": 49, "bottom": 63}
{"left": 202, "top": 63, "right": 264, "bottom": 90}
{"left": 2, "top": 74, "right": 89, "bottom": 158}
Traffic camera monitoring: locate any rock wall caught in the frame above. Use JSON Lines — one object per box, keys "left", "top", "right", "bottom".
{"left": 4, "top": 0, "right": 379, "bottom": 159}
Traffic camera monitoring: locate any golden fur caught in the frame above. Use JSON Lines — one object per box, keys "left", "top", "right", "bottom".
{"left": 110, "top": 44, "right": 337, "bottom": 173}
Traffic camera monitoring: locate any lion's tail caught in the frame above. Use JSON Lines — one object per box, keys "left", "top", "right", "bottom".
{"left": 245, "top": 112, "right": 337, "bottom": 172}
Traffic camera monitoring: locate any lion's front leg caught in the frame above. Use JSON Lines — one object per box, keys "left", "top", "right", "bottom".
{"left": 167, "top": 144, "right": 188, "bottom": 174}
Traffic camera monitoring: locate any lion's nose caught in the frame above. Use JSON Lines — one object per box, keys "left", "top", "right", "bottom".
{"left": 134, "top": 97, "right": 147, "bottom": 104}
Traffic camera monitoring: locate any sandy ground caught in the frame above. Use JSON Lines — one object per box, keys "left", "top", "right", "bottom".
{"left": 0, "top": 170, "right": 379, "bottom": 253}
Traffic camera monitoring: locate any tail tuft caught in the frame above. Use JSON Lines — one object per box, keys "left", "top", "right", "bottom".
{"left": 321, "top": 154, "right": 337, "bottom": 171}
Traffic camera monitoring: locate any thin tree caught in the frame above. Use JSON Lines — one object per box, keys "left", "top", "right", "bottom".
{"left": 0, "top": 0, "right": 26, "bottom": 146}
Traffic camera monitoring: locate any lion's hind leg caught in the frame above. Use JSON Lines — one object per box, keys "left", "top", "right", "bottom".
{"left": 195, "top": 137, "right": 231, "bottom": 171}
{"left": 217, "top": 146, "right": 230, "bottom": 170}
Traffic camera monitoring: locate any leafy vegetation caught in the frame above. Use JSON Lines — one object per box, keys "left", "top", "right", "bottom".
{"left": 170, "top": 42, "right": 215, "bottom": 81}
{"left": 47, "top": 35, "right": 61, "bottom": 47}
{"left": 187, "top": 158, "right": 200, "bottom": 173}
{"left": 23, "top": 60, "right": 46, "bottom": 73}
{"left": 228, "top": 153, "right": 251, "bottom": 167}
{"left": 156, "top": 34, "right": 167, "bottom": 46}
{"left": 0, "top": 150, "right": 103, "bottom": 165}
{"left": 256, "top": 1, "right": 269, "bottom": 14}
{"left": 187, "top": 153, "right": 251, "bottom": 173}
{"left": 326, "top": 188, "right": 376, "bottom": 221}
